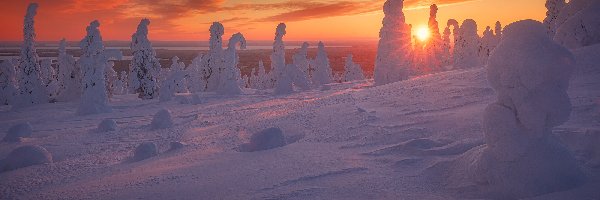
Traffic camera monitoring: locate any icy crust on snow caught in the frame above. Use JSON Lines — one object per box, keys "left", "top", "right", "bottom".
{"left": 443, "top": 20, "right": 584, "bottom": 198}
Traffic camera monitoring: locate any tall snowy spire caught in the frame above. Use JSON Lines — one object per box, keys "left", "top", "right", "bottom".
{"left": 201, "top": 22, "right": 226, "bottom": 92}
{"left": 425, "top": 4, "right": 443, "bottom": 73}
{"left": 272, "top": 23, "right": 292, "bottom": 94}
{"left": 16, "top": 3, "right": 47, "bottom": 108}
{"left": 374, "top": 0, "right": 413, "bottom": 85}
{"left": 129, "top": 18, "right": 160, "bottom": 100}
{"left": 219, "top": 33, "right": 247, "bottom": 95}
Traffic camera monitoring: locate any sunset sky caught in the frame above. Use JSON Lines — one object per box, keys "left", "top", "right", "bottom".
{"left": 0, "top": 0, "right": 547, "bottom": 42}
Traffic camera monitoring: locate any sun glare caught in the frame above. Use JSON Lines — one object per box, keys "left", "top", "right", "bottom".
{"left": 416, "top": 26, "right": 430, "bottom": 42}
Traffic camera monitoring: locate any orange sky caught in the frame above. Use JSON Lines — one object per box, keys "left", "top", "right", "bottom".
{"left": 0, "top": 0, "right": 547, "bottom": 42}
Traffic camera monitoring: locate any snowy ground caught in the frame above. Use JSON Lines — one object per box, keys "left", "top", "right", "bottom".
{"left": 1, "top": 44, "right": 599, "bottom": 199}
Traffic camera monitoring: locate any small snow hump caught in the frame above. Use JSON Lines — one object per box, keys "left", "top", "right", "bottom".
{"left": 1, "top": 145, "right": 52, "bottom": 172}
{"left": 97, "top": 119, "right": 117, "bottom": 132}
{"left": 168, "top": 141, "right": 186, "bottom": 151}
{"left": 151, "top": 108, "right": 174, "bottom": 129}
{"left": 240, "top": 127, "right": 287, "bottom": 152}
{"left": 133, "top": 142, "right": 158, "bottom": 161}
{"left": 2, "top": 123, "right": 33, "bottom": 142}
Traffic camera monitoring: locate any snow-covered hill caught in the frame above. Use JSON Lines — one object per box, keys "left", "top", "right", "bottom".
{"left": 0, "top": 44, "right": 599, "bottom": 199}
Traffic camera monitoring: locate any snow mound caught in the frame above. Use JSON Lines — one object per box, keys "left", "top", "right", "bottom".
{"left": 240, "top": 127, "right": 287, "bottom": 152}
{"left": 133, "top": 142, "right": 158, "bottom": 161}
{"left": 1, "top": 145, "right": 52, "bottom": 172}
{"left": 151, "top": 109, "right": 174, "bottom": 129}
{"left": 168, "top": 141, "right": 186, "bottom": 151}
{"left": 3, "top": 123, "right": 33, "bottom": 142}
{"left": 97, "top": 119, "right": 117, "bottom": 132}
{"left": 554, "top": 1, "right": 600, "bottom": 49}
{"left": 442, "top": 20, "right": 585, "bottom": 199}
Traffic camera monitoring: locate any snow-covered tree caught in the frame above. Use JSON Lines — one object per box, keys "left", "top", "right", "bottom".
{"left": 494, "top": 21, "right": 502, "bottom": 39}
{"left": 479, "top": 26, "right": 495, "bottom": 63}
{"left": 250, "top": 60, "right": 274, "bottom": 90}
{"left": 186, "top": 54, "right": 205, "bottom": 93}
{"left": 169, "top": 56, "right": 188, "bottom": 93}
{"left": 56, "top": 39, "right": 81, "bottom": 102}
{"left": 159, "top": 60, "right": 188, "bottom": 102}
{"left": 77, "top": 20, "right": 113, "bottom": 115}
{"left": 15, "top": 3, "right": 47, "bottom": 108}
{"left": 218, "top": 33, "right": 247, "bottom": 95}
{"left": 543, "top": 0, "right": 566, "bottom": 37}
{"left": 554, "top": 1, "right": 600, "bottom": 49}
{"left": 293, "top": 42, "right": 311, "bottom": 78}
{"left": 272, "top": 23, "right": 293, "bottom": 95}
{"left": 195, "top": 22, "right": 226, "bottom": 92}
{"left": 312, "top": 41, "right": 333, "bottom": 86}
{"left": 105, "top": 61, "right": 118, "bottom": 98}
{"left": 374, "top": 0, "right": 413, "bottom": 86}
{"left": 0, "top": 60, "right": 18, "bottom": 105}
{"left": 39, "top": 59, "right": 59, "bottom": 101}
{"left": 453, "top": 19, "right": 480, "bottom": 69}
{"left": 424, "top": 4, "right": 443, "bottom": 73}
{"left": 441, "top": 27, "right": 452, "bottom": 66}
{"left": 475, "top": 20, "right": 584, "bottom": 197}
{"left": 129, "top": 19, "right": 160, "bottom": 99}
{"left": 343, "top": 54, "right": 365, "bottom": 82}
{"left": 119, "top": 71, "right": 128, "bottom": 94}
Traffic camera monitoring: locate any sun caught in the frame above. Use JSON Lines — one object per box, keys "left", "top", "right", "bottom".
{"left": 416, "top": 26, "right": 430, "bottom": 42}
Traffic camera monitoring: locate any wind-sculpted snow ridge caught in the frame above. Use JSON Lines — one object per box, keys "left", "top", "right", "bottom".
{"left": 374, "top": 0, "right": 413, "bottom": 86}
{"left": 129, "top": 19, "right": 160, "bottom": 100}
{"left": 77, "top": 20, "right": 114, "bottom": 115}
{"left": 15, "top": 3, "right": 47, "bottom": 108}
{"left": 439, "top": 20, "right": 585, "bottom": 199}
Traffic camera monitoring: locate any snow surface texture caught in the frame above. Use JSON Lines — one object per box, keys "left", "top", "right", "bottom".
{"left": 15, "top": 3, "right": 47, "bottom": 108}
{"left": 1, "top": 145, "right": 52, "bottom": 172}
{"left": 3, "top": 123, "right": 33, "bottom": 142}
{"left": 444, "top": 20, "right": 585, "bottom": 199}
{"left": 374, "top": 0, "right": 413, "bottom": 86}
{"left": 554, "top": 1, "right": 600, "bottom": 49}
{"left": 98, "top": 119, "right": 117, "bottom": 132}
{"left": 240, "top": 127, "right": 287, "bottom": 152}
{"left": 151, "top": 108, "right": 174, "bottom": 129}
{"left": 133, "top": 142, "right": 158, "bottom": 161}
{"left": 129, "top": 19, "right": 160, "bottom": 100}
{"left": 77, "top": 20, "right": 113, "bottom": 115}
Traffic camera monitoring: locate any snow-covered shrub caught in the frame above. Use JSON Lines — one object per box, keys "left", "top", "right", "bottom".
{"left": 374, "top": 0, "right": 413, "bottom": 85}
{"left": 56, "top": 39, "right": 81, "bottom": 102}
{"left": 452, "top": 20, "right": 584, "bottom": 198}
{"left": 554, "top": 1, "right": 600, "bottom": 49}
{"left": 77, "top": 20, "right": 113, "bottom": 115}
{"left": 2, "top": 123, "right": 33, "bottom": 142}
{"left": 1, "top": 145, "right": 52, "bottom": 172}
{"left": 240, "top": 127, "right": 286, "bottom": 152}
{"left": 133, "top": 142, "right": 158, "bottom": 161}
{"left": 0, "top": 60, "right": 18, "bottom": 105}
{"left": 98, "top": 119, "right": 117, "bottom": 132}
{"left": 15, "top": 3, "right": 47, "bottom": 108}
{"left": 129, "top": 19, "right": 160, "bottom": 100}
{"left": 218, "top": 33, "right": 246, "bottom": 95}
{"left": 343, "top": 54, "right": 365, "bottom": 82}
{"left": 169, "top": 141, "right": 186, "bottom": 151}
{"left": 151, "top": 108, "right": 174, "bottom": 129}
{"left": 453, "top": 19, "right": 480, "bottom": 68}
{"left": 312, "top": 42, "right": 333, "bottom": 86}
{"left": 160, "top": 57, "right": 188, "bottom": 102}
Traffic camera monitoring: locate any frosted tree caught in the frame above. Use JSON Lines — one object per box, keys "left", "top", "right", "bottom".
{"left": 441, "top": 27, "right": 452, "bottom": 66}
{"left": 169, "top": 56, "right": 188, "bottom": 93}
{"left": 453, "top": 19, "right": 480, "bottom": 68}
{"left": 56, "top": 39, "right": 81, "bottom": 101}
{"left": 494, "top": 21, "right": 502, "bottom": 39}
{"left": 186, "top": 54, "right": 205, "bottom": 93}
{"left": 119, "top": 71, "right": 128, "bottom": 94}
{"left": 196, "top": 22, "right": 226, "bottom": 92}
{"left": 272, "top": 23, "right": 293, "bottom": 95}
{"left": 479, "top": 26, "right": 495, "bottom": 63}
{"left": 293, "top": 42, "right": 311, "bottom": 79}
{"left": 343, "top": 54, "right": 364, "bottom": 82}
{"left": 472, "top": 20, "right": 584, "bottom": 197}
{"left": 288, "top": 42, "right": 311, "bottom": 90}
{"left": 544, "top": 0, "right": 566, "bottom": 37}
{"left": 105, "top": 61, "right": 118, "bottom": 98}
{"left": 218, "top": 33, "right": 247, "bottom": 95}
{"left": 425, "top": 4, "right": 443, "bottom": 73}
{"left": 312, "top": 41, "right": 333, "bottom": 86}
{"left": 159, "top": 59, "right": 188, "bottom": 102}
{"left": 40, "top": 59, "right": 60, "bottom": 101}
{"left": 129, "top": 19, "right": 160, "bottom": 99}
{"left": 77, "top": 20, "right": 113, "bottom": 115}
{"left": 252, "top": 60, "right": 273, "bottom": 90}
{"left": 0, "top": 60, "right": 18, "bottom": 105}
{"left": 554, "top": 1, "right": 600, "bottom": 49}
{"left": 15, "top": 3, "right": 47, "bottom": 108}
{"left": 374, "top": 0, "right": 413, "bottom": 86}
